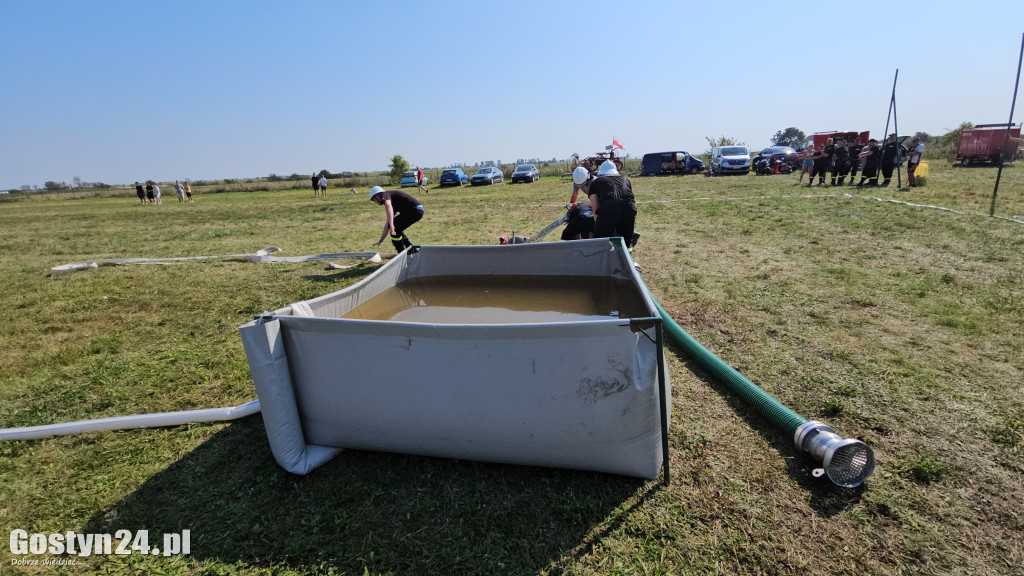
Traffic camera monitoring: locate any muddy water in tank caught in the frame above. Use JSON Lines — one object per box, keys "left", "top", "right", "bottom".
{"left": 342, "top": 275, "right": 648, "bottom": 323}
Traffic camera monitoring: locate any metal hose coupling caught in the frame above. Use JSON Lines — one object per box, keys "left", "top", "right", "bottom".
{"left": 794, "top": 421, "right": 875, "bottom": 487}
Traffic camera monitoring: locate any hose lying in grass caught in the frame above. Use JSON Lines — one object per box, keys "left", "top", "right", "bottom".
{"left": 50, "top": 247, "right": 382, "bottom": 276}
{"left": 0, "top": 401, "right": 261, "bottom": 441}
{"left": 646, "top": 292, "right": 875, "bottom": 488}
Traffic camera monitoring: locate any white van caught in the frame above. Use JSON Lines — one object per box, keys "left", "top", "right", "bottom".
{"left": 710, "top": 146, "right": 751, "bottom": 176}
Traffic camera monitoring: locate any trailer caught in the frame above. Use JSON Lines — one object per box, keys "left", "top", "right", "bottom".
{"left": 957, "top": 124, "right": 1021, "bottom": 166}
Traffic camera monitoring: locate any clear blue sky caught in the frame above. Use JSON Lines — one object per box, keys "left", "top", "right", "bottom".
{"left": 1, "top": 1, "right": 1021, "bottom": 190}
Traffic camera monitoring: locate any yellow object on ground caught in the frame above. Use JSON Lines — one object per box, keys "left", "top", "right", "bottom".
{"left": 914, "top": 161, "right": 928, "bottom": 186}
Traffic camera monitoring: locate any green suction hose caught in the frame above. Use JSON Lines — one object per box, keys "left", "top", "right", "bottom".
{"left": 645, "top": 287, "right": 875, "bottom": 487}
{"left": 650, "top": 298, "right": 807, "bottom": 436}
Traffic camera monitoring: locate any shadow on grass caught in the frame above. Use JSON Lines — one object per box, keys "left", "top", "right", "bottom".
{"left": 670, "top": 348, "right": 867, "bottom": 517}
{"left": 82, "top": 417, "right": 645, "bottom": 574}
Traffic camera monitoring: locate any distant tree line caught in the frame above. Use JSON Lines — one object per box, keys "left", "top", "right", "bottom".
{"left": 15, "top": 178, "right": 112, "bottom": 192}
{"left": 265, "top": 170, "right": 366, "bottom": 182}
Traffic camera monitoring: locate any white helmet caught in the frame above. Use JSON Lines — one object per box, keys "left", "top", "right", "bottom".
{"left": 369, "top": 185, "right": 385, "bottom": 200}
{"left": 572, "top": 166, "right": 590, "bottom": 186}
{"left": 597, "top": 160, "right": 620, "bottom": 176}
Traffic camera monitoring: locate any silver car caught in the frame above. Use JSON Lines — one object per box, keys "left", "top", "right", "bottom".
{"left": 710, "top": 146, "right": 751, "bottom": 176}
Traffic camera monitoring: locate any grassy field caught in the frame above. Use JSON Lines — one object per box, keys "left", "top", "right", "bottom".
{"left": 1, "top": 161, "right": 1022, "bottom": 575}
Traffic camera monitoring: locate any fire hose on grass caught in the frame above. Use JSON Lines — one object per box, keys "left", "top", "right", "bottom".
{"left": 645, "top": 290, "right": 875, "bottom": 488}
{"left": 0, "top": 401, "right": 261, "bottom": 441}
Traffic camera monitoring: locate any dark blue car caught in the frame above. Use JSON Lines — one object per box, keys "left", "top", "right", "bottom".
{"left": 640, "top": 151, "right": 704, "bottom": 176}
{"left": 439, "top": 168, "right": 469, "bottom": 187}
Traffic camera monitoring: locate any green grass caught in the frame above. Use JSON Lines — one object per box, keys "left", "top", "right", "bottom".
{"left": 1, "top": 161, "right": 1023, "bottom": 575}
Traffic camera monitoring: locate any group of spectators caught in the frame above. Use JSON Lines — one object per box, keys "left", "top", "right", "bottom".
{"left": 797, "top": 134, "right": 926, "bottom": 189}
{"left": 134, "top": 181, "right": 193, "bottom": 204}
{"left": 311, "top": 173, "right": 329, "bottom": 198}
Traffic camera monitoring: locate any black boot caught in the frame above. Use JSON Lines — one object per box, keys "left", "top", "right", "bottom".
{"left": 391, "top": 235, "right": 406, "bottom": 253}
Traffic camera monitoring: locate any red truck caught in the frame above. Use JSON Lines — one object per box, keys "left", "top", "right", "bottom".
{"left": 957, "top": 124, "right": 1021, "bottom": 166}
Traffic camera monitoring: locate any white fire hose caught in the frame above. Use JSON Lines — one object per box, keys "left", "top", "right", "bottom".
{"left": 0, "top": 400, "right": 261, "bottom": 441}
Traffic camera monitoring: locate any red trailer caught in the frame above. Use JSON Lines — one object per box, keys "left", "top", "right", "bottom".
{"left": 957, "top": 124, "right": 1021, "bottom": 166}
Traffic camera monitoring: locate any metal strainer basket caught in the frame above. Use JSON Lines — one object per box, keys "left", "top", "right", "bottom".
{"left": 795, "top": 421, "right": 876, "bottom": 487}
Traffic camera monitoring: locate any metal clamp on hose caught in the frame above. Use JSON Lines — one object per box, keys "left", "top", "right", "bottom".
{"left": 794, "top": 421, "right": 875, "bottom": 487}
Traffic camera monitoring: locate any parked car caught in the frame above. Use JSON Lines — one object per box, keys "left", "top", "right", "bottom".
{"left": 399, "top": 170, "right": 428, "bottom": 188}
{"left": 752, "top": 146, "right": 800, "bottom": 175}
{"left": 439, "top": 168, "right": 469, "bottom": 187}
{"left": 470, "top": 167, "right": 504, "bottom": 186}
{"left": 640, "top": 151, "right": 704, "bottom": 176}
{"left": 710, "top": 146, "right": 751, "bottom": 176}
{"left": 510, "top": 164, "right": 540, "bottom": 183}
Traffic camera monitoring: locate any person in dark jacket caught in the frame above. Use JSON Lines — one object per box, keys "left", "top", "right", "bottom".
{"left": 879, "top": 133, "right": 901, "bottom": 187}
{"left": 857, "top": 139, "right": 882, "bottom": 186}
{"left": 809, "top": 138, "right": 833, "bottom": 186}
{"left": 561, "top": 199, "right": 595, "bottom": 241}
{"left": 370, "top": 186, "right": 424, "bottom": 253}
{"left": 830, "top": 140, "right": 851, "bottom": 186}
{"left": 135, "top": 182, "right": 145, "bottom": 205}
{"left": 847, "top": 140, "right": 864, "bottom": 185}
{"left": 311, "top": 173, "right": 320, "bottom": 198}
{"left": 588, "top": 160, "right": 638, "bottom": 251}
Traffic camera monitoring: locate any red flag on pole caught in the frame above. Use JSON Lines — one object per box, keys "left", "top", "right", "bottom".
{"left": 612, "top": 139, "right": 624, "bottom": 149}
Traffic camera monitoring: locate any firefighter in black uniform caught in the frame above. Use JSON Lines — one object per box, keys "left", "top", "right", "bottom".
{"left": 879, "top": 133, "right": 901, "bottom": 187}
{"left": 856, "top": 139, "right": 882, "bottom": 186}
{"left": 809, "top": 138, "right": 833, "bottom": 186}
{"left": 847, "top": 139, "right": 864, "bottom": 185}
{"left": 830, "top": 140, "right": 851, "bottom": 186}
{"left": 370, "top": 186, "right": 424, "bottom": 253}
{"left": 588, "top": 160, "right": 638, "bottom": 251}
{"left": 561, "top": 200, "right": 595, "bottom": 241}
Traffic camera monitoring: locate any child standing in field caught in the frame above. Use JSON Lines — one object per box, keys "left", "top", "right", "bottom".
{"left": 319, "top": 174, "right": 328, "bottom": 197}
{"left": 184, "top": 181, "right": 193, "bottom": 202}
{"left": 174, "top": 180, "right": 185, "bottom": 202}
{"left": 153, "top": 184, "right": 162, "bottom": 204}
